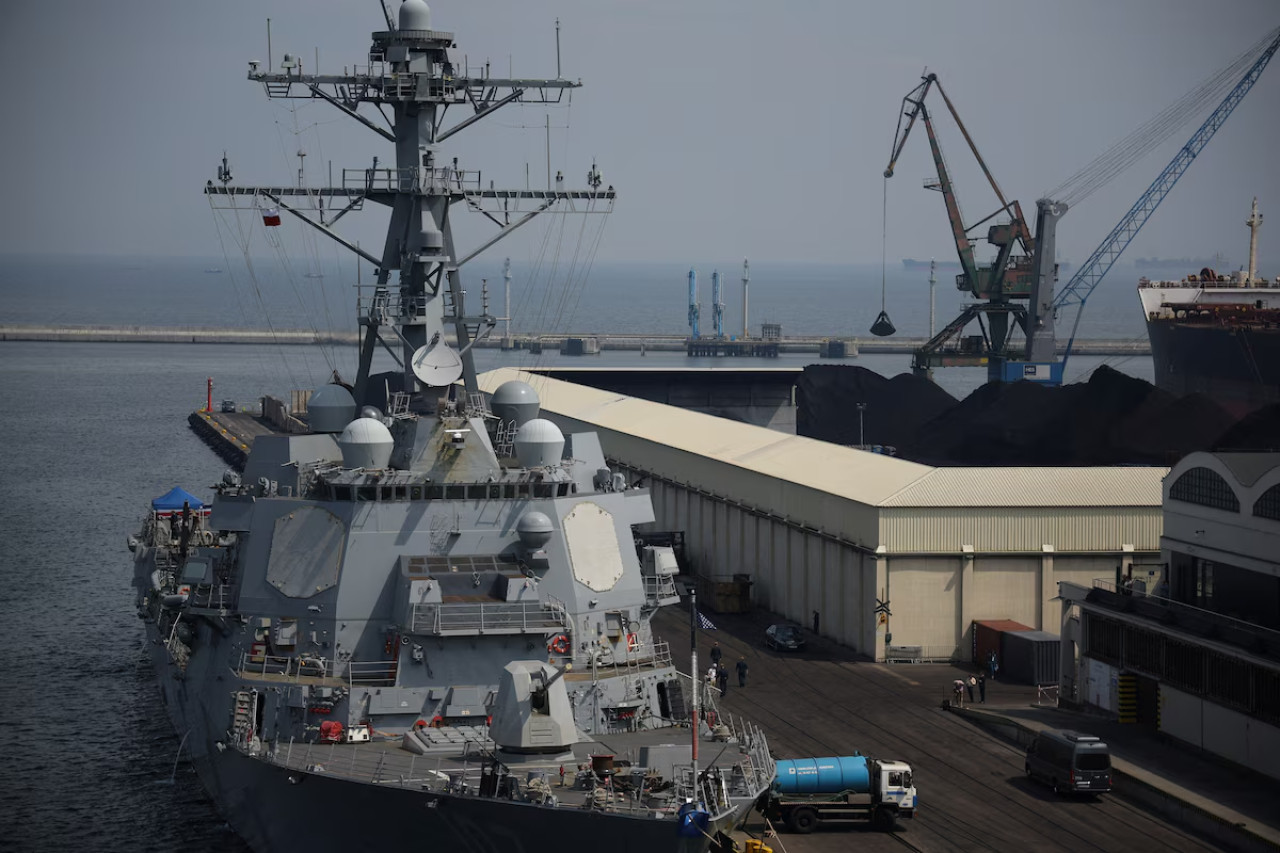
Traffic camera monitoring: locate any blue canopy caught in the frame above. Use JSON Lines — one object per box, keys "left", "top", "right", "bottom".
{"left": 151, "top": 486, "right": 205, "bottom": 511}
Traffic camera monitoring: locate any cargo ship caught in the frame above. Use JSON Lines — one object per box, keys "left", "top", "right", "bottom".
{"left": 1139, "top": 199, "right": 1280, "bottom": 414}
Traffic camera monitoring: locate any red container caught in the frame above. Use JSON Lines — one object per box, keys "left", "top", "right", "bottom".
{"left": 972, "top": 619, "right": 1033, "bottom": 668}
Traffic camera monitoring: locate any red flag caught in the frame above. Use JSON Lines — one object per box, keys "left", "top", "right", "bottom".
{"left": 261, "top": 207, "right": 281, "bottom": 227}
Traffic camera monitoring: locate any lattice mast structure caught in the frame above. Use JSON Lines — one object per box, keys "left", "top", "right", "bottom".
{"left": 206, "top": 1, "right": 614, "bottom": 404}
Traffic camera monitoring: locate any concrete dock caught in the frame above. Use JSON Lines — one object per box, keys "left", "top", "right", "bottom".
{"left": 653, "top": 604, "right": 1278, "bottom": 853}
{"left": 188, "top": 409, "right": 279, "bottom": 470}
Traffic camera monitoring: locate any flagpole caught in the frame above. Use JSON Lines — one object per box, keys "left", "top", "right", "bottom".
{"left": 690, "top": 586, "right": 699, "bottom": 793}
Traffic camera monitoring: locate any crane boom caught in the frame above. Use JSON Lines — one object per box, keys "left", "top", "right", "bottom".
{"left": 1024, "top": 27, "right": 1280, "bottom": 375}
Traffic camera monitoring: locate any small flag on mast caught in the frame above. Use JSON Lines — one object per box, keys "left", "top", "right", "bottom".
{"left": 261, "top": 207, "right": 282, "bottom": 227}
{"left": 696, "top": 611, "right": 717, "bottom": 631}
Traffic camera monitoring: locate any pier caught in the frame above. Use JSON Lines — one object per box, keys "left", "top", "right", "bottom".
{"left": 188, "top": 406, "right": 281, "bottom": 470}
{"left": 0, "top": 324, "right": 1152, "bottom": 356}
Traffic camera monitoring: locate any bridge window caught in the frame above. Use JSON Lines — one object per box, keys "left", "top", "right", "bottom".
{"left": 1254, "top": 484, "right": 1280, "bottom": 520}
{"left": 1169, "top": 467, "right": 1239, "bottom": 512}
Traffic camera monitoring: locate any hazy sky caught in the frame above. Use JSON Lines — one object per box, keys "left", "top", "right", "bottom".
{"left": 2, "top": 0, "right": 1277, "bottom": 267}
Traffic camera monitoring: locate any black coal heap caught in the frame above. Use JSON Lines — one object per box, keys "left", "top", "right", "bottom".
{"left": 797, "top": 364, "right": 1260, "bottom": 466}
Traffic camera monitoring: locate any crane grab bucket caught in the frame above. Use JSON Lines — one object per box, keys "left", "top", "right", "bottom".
{"left": 870, "top": 310, "right": 896, "bottom": 337}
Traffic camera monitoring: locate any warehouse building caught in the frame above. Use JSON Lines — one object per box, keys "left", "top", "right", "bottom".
{"left": 480, "top": 369, "right": 1166, "bottom": 662}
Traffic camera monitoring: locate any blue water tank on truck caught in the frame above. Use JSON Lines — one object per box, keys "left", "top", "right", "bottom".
{"left": 760, "top": 754, "right": 917, "bottom": 833}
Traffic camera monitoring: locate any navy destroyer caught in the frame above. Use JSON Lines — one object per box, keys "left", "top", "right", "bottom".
{"left": 130, "top": 3, "right": 773, "bottom": 850}
{"left": 1140, "top": 198, "right": 1280, "bottom": 414}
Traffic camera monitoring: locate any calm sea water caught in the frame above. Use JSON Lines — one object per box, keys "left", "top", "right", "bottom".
{"left": 0, "top": 254, "right": 1157, "bottom": 851}
{"left": 0, "top": 252, "right": 1156, "bottom": 343}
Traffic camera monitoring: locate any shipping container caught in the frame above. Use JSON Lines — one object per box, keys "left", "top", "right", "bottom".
{"left": 1002, "top": 629, "right": 1061, "bottom": 685}
{"left": 972, "top": 619, "right": 1033, "bottom": 669}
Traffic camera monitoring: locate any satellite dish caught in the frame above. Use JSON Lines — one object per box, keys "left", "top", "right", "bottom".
{"left": 411, "top": 338, "right": 464, "bottom": 386}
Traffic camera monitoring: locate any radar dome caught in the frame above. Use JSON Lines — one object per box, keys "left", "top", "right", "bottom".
{"left": 360, "top": 405, "right": 383, "bottom": 420}
{"left": 490, "top": 380, "right": 540, "bottom": 427}
{"left": 337, "top": 417, "right": 394, "bottom": 469}
{"left": 516, "top": 511, "right": 554, "bottom": 548}
{"left": 514, "top": 418, "right": 564, "bottom": 468}
{"left": 308, "top": 384, "right": 357, "bottom": 433}
{"left": 399, "top": 0, "right": 431, "bottom": 30}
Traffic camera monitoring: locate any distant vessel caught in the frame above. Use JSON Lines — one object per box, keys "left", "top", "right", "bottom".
{"left": 204, "top": 268, "right": 223, "bottom": 274}
{"left": 1134, "top": 253, "right": 1227, "bottom": 270}
{"left": 1140, "top": 199, "right": 1279, "bottom": 413}
{"left": 902, "top": 258, "right": 959, "bottom": 271}
{"left": 131, "top": 3, "right": 774, "bottom": 852}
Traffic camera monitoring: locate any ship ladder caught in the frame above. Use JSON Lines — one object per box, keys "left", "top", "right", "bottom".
{"left": 232, "top": 690, "right": 257, "bottom": 745}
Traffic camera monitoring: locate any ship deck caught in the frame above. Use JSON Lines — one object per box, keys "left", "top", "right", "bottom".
{"left": 253, "top": 712, "right": 768, "bottom": 818}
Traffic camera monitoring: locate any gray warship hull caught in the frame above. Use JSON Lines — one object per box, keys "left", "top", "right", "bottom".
{"left": 132, "top": 5, "right": 773, "bottom": 848}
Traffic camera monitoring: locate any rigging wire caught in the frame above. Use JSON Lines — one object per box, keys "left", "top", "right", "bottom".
{"left": 880, "top": 176, "right": 888, "bottom": 313}
{"left": 210, "top": 195, "right": 302, "bottom": 392}
{"left": 209, "top": 201, "right": 275, "bottom": 385}
{"left": 1046, "top": 28, "right": 1276, "bottom": 207}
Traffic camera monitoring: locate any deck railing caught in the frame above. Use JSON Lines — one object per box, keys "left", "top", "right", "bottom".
{"left": 410, "top": 599, "right": 569, "bottom": 635}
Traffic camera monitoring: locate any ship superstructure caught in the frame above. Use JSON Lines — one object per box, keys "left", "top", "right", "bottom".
{"left": 1139, "top": 198, "right": 1280, "bottom": 413}
{"left": 131, "top": 3, "right": 772, "bottom": 851}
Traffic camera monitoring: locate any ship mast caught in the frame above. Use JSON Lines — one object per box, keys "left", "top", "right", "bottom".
{"left": 1247, "top": 197, "right": 1263, "bottom": 284}
{"left": 206, "top": 0, "right": 613, "bottom": 407}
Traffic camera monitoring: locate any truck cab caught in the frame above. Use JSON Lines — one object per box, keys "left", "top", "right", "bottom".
{"left": 875, "top": 760, "right": 918, "bottom": 816}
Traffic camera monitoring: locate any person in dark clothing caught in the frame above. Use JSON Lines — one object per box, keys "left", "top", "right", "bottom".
{"left": 977, "top": 672, "right": 986, "bottom": 703}
{"left": 812, "top": 611, "right": 820, "bottom": 634}
{"left": 736, "top": 657, "right": 748, "bottom": 687}
{"left": 709, "top": 642, "right": 723, "bottom": 667}
{"left": 716, "top": 667, "right": 729, "bottom": 697}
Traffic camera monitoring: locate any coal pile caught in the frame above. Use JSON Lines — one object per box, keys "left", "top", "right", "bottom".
{"left": 798, "top": 364, "right": 1256, "bottom": 466}
{"left": 1214, "top": 403, "right": 1280, "bottom": 451}
{"left": 796, "top": 365, "right": 956, "bottom": 450}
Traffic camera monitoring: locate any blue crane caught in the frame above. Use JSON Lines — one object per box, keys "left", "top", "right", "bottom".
{"left": 688, "top": 268, "right": 700, "bottom": 339}
{"left": 711, "top": 270, "right": 724, "bottom": 338}
{"left": 1016, "top": 28, "right": 1280, "bottom": 383}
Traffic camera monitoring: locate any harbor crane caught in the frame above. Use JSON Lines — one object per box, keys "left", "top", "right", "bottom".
{"left": 883, "top": 72, "right": 1038, "bottom": 377}
{"left": 886, "top": 27, "right": 1280, "bottom": 385}
{"left": 688, "top": 268, "right": 700, "bottom": 339}
{"left": 1015, "top": 26, "right": 1280, "bottom": 383}
{"left": 712, "top": 270, "right": 725, "bottom": 338}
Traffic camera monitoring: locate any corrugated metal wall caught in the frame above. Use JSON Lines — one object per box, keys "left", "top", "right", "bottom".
{"left": 607, "top": 459, "right": 1160, "bottom": 663}
{"left": 881, "top": 507, "right": 1162, "bottom": 553}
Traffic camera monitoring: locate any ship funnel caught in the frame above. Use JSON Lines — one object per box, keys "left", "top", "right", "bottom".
{"left": 337, "top": 417, "right": 394, "bottom": 469}
{"left": 308, "top": 384, "right": 357, "bottom": 433}
{"left": 490, "top": 380, "right": 541, "bottom": 427}
{"left": 514, "top": 419, "right": 564, "bottom": 468}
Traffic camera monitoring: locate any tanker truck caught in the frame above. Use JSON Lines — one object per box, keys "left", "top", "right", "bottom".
{"left": 757, "top": 754, "right": 917, "bottom": 833}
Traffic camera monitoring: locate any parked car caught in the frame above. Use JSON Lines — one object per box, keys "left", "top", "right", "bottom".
{"left": 1025, "top": 730, "right": 1112, "bottom": 795}
{"left": 765, "top": 624, "right": 807, "bottom": 652}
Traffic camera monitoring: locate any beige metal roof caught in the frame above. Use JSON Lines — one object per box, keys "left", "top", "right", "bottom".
{"left": 479, "top": 369, "right": 1167, "bottom": 510}
{"left": 879, "top": 466, "right": 1168, "bottom": 508}
{"left": 481, "top": 369, "right": 933, "bottom": 505}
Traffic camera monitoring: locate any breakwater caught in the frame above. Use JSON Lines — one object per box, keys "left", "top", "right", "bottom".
{"left": 0, "top": 324, "right": 1151, "bottom": 356}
